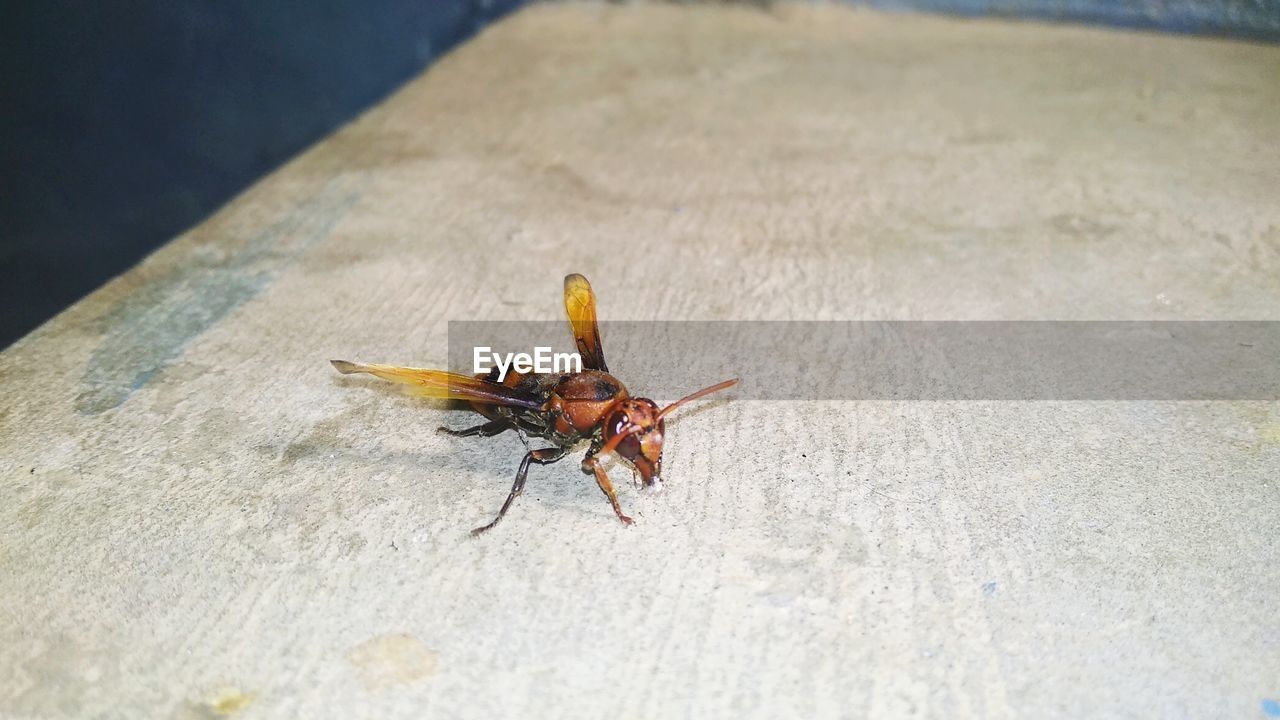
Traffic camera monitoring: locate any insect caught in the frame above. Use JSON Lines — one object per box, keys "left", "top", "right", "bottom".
{"left": 331, "top": 273, "right": 737, "bottom": 534}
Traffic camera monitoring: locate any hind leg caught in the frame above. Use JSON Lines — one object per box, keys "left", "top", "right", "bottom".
{"left": 438, "top": 419, "right": 510, "bottom": 437}
{"left": 471, "top": 447, "right": 566, "bottom": 535}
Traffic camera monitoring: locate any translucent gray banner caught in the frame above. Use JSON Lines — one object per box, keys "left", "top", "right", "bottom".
{"left": 447, "top": 321, "right": 1279, "bottom": 400}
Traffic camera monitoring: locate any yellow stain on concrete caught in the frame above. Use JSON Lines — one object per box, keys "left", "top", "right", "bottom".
{"left": 347, "top": 634, "right": 438, "bottom": 691}
{"left": 1257, "top": 422, "right": 1280, "bottom": 445}
{"left": 202, "top": 687, "right": 255, "bottom": 718}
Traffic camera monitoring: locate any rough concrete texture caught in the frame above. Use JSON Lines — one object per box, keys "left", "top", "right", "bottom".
{"left": 2, "top": 3, "right": 1279, "bottom": 718}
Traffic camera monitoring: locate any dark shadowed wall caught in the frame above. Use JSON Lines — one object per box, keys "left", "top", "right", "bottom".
{"left": 1, "top": 0, "right": 524, "bottom": 348}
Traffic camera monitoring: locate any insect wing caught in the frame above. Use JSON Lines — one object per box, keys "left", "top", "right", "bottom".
{"left": 330, "top": 361, "right": 543, "bottom": 409}
{"left": 563, "top": 273, "right": 608, "bottom": 372}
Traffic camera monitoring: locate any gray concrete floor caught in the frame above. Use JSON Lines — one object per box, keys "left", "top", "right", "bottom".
{"left": 2, "top": 3, "right": 1278, "bottom": 718}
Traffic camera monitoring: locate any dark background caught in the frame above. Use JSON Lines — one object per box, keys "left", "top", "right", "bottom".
{"left": 1, "top": 0, "right": 523, "bottom": 348}
{"left": 2, "top": 0, "right": 1277, "bottom": 349}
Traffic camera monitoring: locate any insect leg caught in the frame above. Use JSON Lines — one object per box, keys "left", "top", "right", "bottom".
{"left": 471, "top": 447, "right": 566, "bottom": 536}
{"left": 581, "top": 454, "right": 634, "bottom": 527}
{"left": 437, "top": 419, "right": 511, "bottom": 437}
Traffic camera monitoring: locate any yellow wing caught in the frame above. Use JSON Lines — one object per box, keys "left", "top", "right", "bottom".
{"left": 563, "top": 273, "right": 608, "bottom": 372}
{"left": 330, "top": 360, "right": 543, "bottom": 409}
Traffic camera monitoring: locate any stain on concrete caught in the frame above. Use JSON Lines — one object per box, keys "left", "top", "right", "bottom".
{"left": 75, "top": 179, "right": 363, "bottom": 415}
{"left": 347, "top": 634, "right": 438, "bottom": 690}
{"left": 1, "top": 634, "right": 116, "bottom": 718}
{"left": 1256, "top": 422, "right": 1280, "bottom": 446}
{"left": 1048, "top": 213, "right": 1118, "bottom": 240}
{"left": 207, "top": 688, "right": 255, "bottom": 718}
{"left": 207, "top": 688, "right": 254, "bottom": 717}
{"left": 273, "top": 399, "right": 382, "bottom": 467}
{"left": 340, "top": 532, "right": 369, "bottom": 558}
{"left": 178, "top": 687, "right": 256, "bottom": 719}
{"left": 538, "top": 161, "right": 624, "bottom": 206}
{"left": 746, "top": 517, "right": 869, "bottom": 607}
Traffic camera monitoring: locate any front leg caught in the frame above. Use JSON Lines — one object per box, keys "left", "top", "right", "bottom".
{"left": 471, "top": 447, "right": 566, "bottom": 535}
{"left": 581, "top": 453, "right": 634, "bottom": 526}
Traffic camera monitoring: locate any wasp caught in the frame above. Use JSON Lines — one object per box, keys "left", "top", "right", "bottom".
{"left": 331, "top": 274, "right": 737, "bottom": 534}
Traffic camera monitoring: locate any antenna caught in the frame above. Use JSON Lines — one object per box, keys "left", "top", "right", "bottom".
{"left": 658, "top": 379, "right": 739, "bottom": 420}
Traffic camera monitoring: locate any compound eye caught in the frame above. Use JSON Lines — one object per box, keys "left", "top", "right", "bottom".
{"left": 616, "top": 433, "right": 641, "bottom": 459}
{"left": 608, "top": 413, "right": 629, "bottom": 437}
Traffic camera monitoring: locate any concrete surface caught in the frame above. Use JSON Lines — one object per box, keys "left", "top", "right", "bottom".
{"left": 2, "top": 3, "right": 1279, "bottom": 718}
